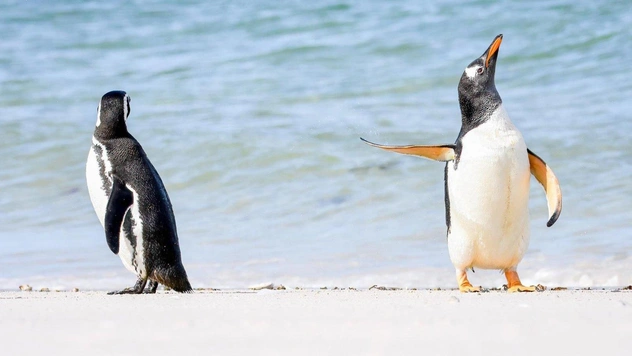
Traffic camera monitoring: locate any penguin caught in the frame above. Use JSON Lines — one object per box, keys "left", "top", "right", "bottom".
{"left": 86, "top": 90, "right": 192, "bottom": 294}
{"left": 361, "top": 34, "right": 562, "bottom": 292}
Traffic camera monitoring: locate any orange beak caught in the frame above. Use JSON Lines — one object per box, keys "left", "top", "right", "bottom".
{"left": 485, "top": 35, "right": 503, "bottom": 68}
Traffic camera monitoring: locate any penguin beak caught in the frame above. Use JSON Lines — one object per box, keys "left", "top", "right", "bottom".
{"left": 484, "top": 34, "right": 503, "bottom": 68}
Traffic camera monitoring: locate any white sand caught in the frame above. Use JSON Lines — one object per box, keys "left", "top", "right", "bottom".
{"left": 1, "top": 289, "right": 631, "bottom": 356}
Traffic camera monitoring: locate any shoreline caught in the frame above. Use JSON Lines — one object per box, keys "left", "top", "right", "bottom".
{"left": 2, "top": 289, "right": 631, "bottom": 355}
{"left": 4, "top": 283, "right": 632, "bottom": 293}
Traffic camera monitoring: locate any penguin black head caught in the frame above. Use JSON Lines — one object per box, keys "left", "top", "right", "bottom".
{"left": 95, "top": 90, "right": 131, "bottom": 138}
{"left": 457, "top": 34, "right": 503, "bottom": 126}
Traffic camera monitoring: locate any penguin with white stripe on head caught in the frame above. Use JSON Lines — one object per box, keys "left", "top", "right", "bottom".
{"left": 362, "top": 34, "right": 562, "bottom": 292}
{"left": 86, "top": 90, "right": 192, "bottom": 294}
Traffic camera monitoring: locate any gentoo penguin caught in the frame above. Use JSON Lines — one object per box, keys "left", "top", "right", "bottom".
{"left": 362, "top": 34, "right": 562, "bottom": 292}
{"left": 86, "top": 90, "right": 192, "bottom": 294}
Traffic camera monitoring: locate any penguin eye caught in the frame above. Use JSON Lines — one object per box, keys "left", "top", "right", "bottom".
{"left": 477, "top": 67, "right": 484, "bottom": 75}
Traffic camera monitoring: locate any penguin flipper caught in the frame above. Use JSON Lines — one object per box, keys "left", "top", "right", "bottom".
{"left": 360, "top": 138, "right": 455, "bottom": 162}
{"left": 104, "top": 175, "right": 134, "bottom": 254}
{"left": 527, "top": 149, "right": 562, "bottom": 227}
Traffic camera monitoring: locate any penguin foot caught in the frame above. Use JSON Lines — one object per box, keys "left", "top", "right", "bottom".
{"left": 108, "top": 288, "right": 142, "bottom": 295}
{"left": 456, "top": 269, "right": 482, "bottom": 293}
{"left": 505, "top": 284, "right": 546, "bottom": 293}
{"left": 143, "top": 280, "right": 159, "bottom": 294}
{"left": 459, "top": 284, "right": 482, "bottom": 293}
{"left": 504, "top": 270, "right": 545, "bottom": 293}
{"left": 107, "top": 278, "right": 147, "bottom": 295}
{"left": 506, "top": 284, "right": 535, "bottom": 293}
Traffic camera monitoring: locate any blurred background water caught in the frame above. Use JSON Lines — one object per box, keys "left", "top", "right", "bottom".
{"left": 1, "top": 0, "right": 631, "bottom": 290}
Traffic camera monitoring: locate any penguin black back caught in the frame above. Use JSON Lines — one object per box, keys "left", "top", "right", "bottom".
{"left": 87, "top": 90, "right": 192, "bottom": 294}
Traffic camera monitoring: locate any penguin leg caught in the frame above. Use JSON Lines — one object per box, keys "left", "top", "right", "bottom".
{"left": 456, "top": 269, "right": 481, "bottom": 293}
{"left": 107, "top": 277, "right": 147, "bottom": 295}
{"left": 144, "top": 280, "right": 159, "bottom": 294}
{"left": 504, "top": 270, "right": 545, "bottom": 292}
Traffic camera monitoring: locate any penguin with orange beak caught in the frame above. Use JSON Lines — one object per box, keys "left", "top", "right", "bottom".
{"left": 362, "top": 34, "right": 562, "bottom": 292}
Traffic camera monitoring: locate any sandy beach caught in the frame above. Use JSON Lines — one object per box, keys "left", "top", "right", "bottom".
{"left": 1, "top": 288, "right": 631, "bottom": 356}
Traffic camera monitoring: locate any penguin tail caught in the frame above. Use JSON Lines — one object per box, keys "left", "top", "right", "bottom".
{"left": 170, "top": 279, "right": 193, "bottom": 293}
{"left": 152, "top": 265, "right": 193, "bottom": 293}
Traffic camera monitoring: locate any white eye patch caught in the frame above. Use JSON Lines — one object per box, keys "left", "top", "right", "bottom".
{"left": 96, "top": 103, "right": 102, "bottom": 127}
{"left": 465, "top": 65, "right": 481, "bottom": 79}
{"left": 123, "top": 94, "right": 130, "bottom": 119}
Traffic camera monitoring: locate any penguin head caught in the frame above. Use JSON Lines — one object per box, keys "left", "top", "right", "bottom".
{"left": 457, "top": 34, "right": 503, "bottom": 124}
{"left": 95, "top": 90, "right": 131, "bottom": 137}
{"left": 460, "top": 34, "right": 502, "bottom": 94}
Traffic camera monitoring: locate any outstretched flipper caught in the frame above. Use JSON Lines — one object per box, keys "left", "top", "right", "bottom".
{"left": 104, "top": 174, "right": 134, "bottom": 254}
{"left": 527, "top": 149, "right": 562, "bottom": 227}
{"left": 360, "top": 138, "right": 455, "bottom": 162}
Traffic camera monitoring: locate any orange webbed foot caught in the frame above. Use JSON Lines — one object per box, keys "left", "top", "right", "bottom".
{"left": 457, "top": 269, "right": 482, "bottom": 293}
{"left": 504, "top": 270, "right": 545, "bottom": 293}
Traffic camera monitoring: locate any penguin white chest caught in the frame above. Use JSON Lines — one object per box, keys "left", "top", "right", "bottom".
{"left": 86, "top": 138, "right": 146, "bottom": 277}
{"left": 86, "top": 138, "right": 111, "bottom": 226}
{"left": 446, "top": 105, "right": 531, "bottom": 270}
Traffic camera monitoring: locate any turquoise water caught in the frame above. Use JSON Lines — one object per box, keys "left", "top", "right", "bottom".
{"left": 1, "top": 0, "right": 631, "bottom": 290}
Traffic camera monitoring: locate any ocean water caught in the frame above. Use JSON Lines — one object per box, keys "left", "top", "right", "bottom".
{"left": 1, "top": 0, "right": 631, "bottom": 290}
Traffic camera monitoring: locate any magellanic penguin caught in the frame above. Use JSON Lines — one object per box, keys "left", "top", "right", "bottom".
{"left": 86, "top": 90, "right": 192, "bottom": 294}
{"left": 361, "top": 34, "right": 562, "bottom": 293}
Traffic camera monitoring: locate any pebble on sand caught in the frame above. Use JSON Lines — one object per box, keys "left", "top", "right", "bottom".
{"left": 249, "top": 283, "right": 288, "bottom": 290}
